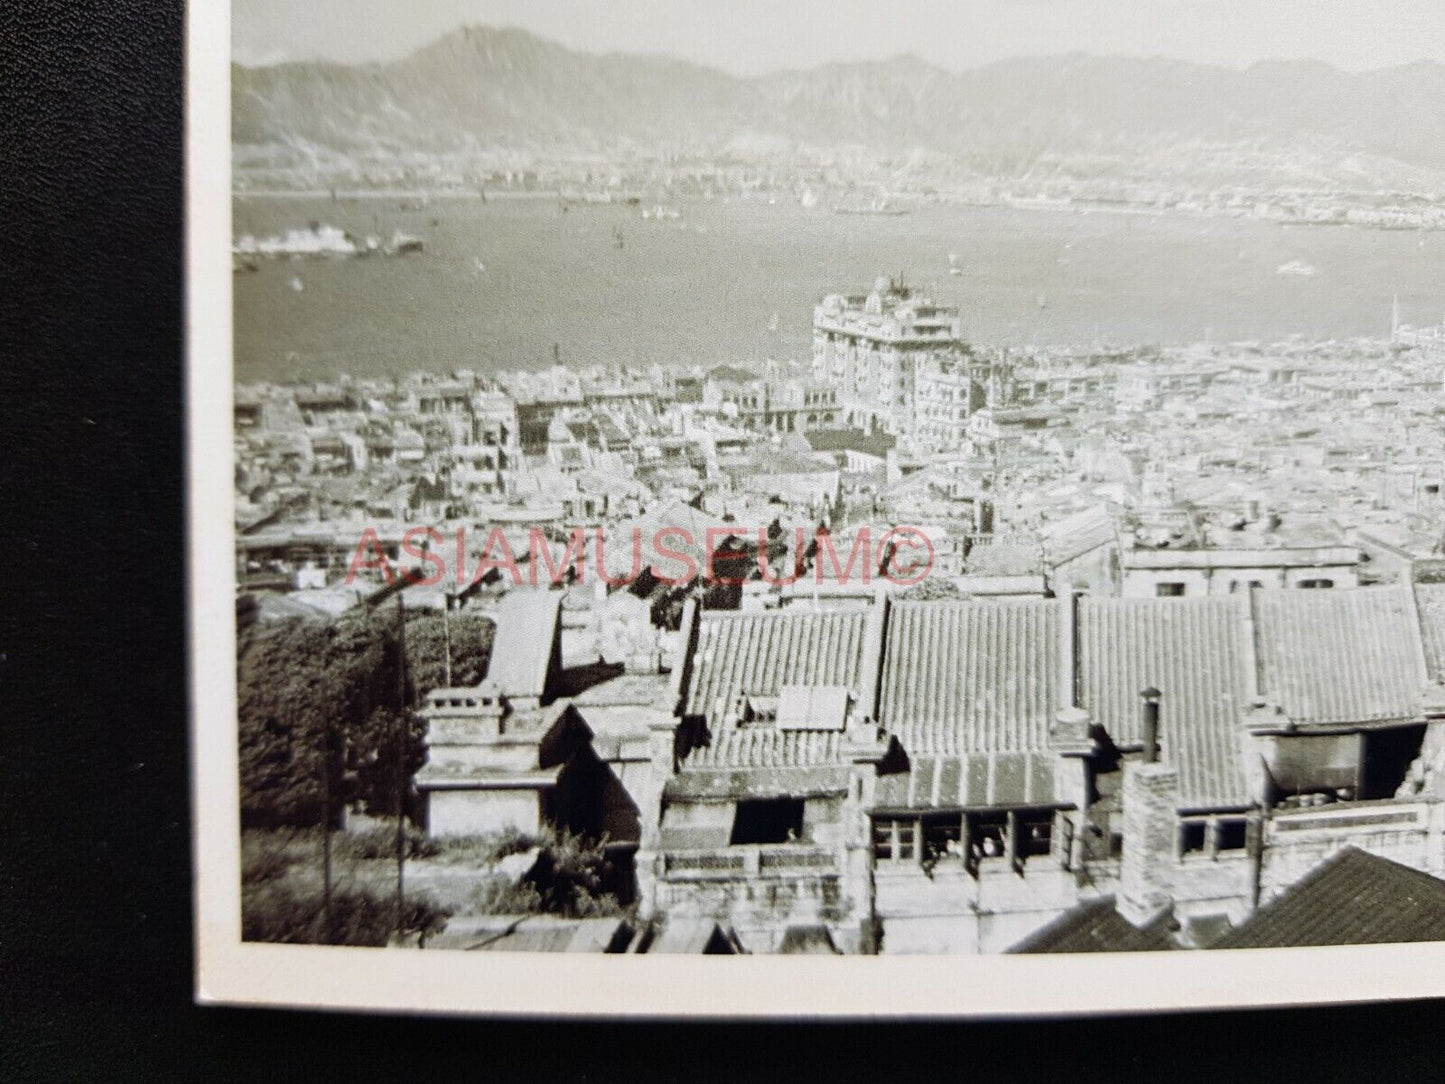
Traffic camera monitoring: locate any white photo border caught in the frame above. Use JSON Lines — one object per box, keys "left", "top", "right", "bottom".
{"left": 189, "top": 0, "right": 1445, "bottom": 1016}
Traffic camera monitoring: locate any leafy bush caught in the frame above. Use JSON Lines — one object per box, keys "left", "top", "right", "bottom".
{"left": 242, "top": 882, "right": 450, "bottom": 946}
{"left": 458, "top": 828, "right": 630, "bottom": 919}
{"left": 241, "top": 843, "right": 293, "bottom": 886}
{"left": 428, "top": 827, "right": 538, "bottom": 866}
{"left": 336, "top": 824, "right": 439, "bottom": 861}
{"left": 528, "top": 830, "right": 630, "bottom": 918}
{"left": 468, "top": 876, "right": 545, "bottom": 915}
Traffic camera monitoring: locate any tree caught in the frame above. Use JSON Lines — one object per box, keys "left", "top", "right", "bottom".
{"left": 237, "top": 610, "right": 398, "bottom": 827}
{"left": 237, "top": 605, "right": 500, "bottom": 828}
{"left": 903, "top": 577, "right": 962, "bottom": 601}
{"left": 402, "top": 610, "right": 495, "bottom": 696}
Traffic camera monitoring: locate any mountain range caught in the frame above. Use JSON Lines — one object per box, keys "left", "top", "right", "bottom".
{"left": 233, "top": 25, "right": 1445, "bottom": 190}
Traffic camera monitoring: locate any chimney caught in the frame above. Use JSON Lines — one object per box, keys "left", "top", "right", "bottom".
{"left": 1140, "top": 687, "right": 1161, "bottom": 763}
{"left": 1118, "top": 757, "right": 1179, "bottom": 928}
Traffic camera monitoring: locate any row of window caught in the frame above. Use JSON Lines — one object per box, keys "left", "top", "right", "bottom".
{"left": 871, "top": 812, "right": 1251, "bottom": 869}
{"left": 1154, "top": 578, "right": 1335, "bottom": 597}
{"left": 872, "top": 811, "right": 1055, "bottom": 871}
{"left": 1179, "top": 816, "right": 1250, "bottom": 857}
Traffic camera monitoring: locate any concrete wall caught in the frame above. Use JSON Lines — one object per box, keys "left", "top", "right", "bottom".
{"left": 1120, "top": 560, "right": 1358, "bottom": 598}
{"left": 874, "top": 862, "right": 1081, "bottom": 954}
{"left": 1260, "top": 799, "right": 1445, "bottom": 901}
{"left": 427, "top": 788, "right": 542, "bottom": 838}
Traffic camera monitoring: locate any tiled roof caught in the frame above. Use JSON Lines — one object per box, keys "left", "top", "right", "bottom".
{"left": 683, "top": 728, "right": 844, "bottom": 770}
{"left": 1412, "top": 584, "right": 1445, "bottom": 681}
{"left": 879, "top": 599, "right": 1059, "bottom": 754}
{"left": 874, "top": 751, "right": 1063, "bottom": 809}
{"left": 1215, "top": 847, "right": 1445, "bottom": 949}
{"left": 683, "top": 610, "right": 869, "bottom": 725}
{"left": 1254, "top": 586, "right": 1426, "bottom": 727}
{"left": 483, "top": 590, "right": 561, "bottom": 700}
{"left": 965, "top": 538, "right": 1044, "bottom": 577}
{"left": 1079, "top": 596, "right": 1251, "bottom": 809}
{"left": 804, "top": 428, "right": 895, "bottom": 456}
{"left": 1008, "top": 897, "right": 1175, "bottom": 954}
{"left": 778, "top": 925, "right": 841, "bottom": 954}
{"left": 1040, "top": 506, "right": 1117, "bottom": 566}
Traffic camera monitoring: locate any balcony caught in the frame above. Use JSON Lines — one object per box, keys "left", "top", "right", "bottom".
{"left": 660, "top": 845, "right": 839, "bottom": 881}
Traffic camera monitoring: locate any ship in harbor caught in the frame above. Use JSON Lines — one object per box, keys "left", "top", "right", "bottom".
{"left": 835, "top": 196, "right": 909, "bottom": 217}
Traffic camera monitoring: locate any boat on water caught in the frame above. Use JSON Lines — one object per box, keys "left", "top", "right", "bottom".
{"left": 835, "top": 197, "right": 909, "bottom": 217}
{"left": 767, "top": 312, "right": 780, "bottom": 333}
{"left": 641, "top": 205, "right": 681, "bottom": 221}
{"left": 1276, "top": 260, "right": 1317, "bottom": 278}
{"left": 948, "top": 252, "right": 962, "bottom": 276}
{"left": 233, "top": 222, "right": 420, "bottom": 260}
{"left": 384, "top": 231, "right": 424, "bottom": 256}
{"left": 800, "top": 188, "right": 819, "bottom": 210}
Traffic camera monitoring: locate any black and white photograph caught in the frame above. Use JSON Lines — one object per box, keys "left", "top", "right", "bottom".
{"left": 191, "top": 0, "right": 1445, "bottom": 1013}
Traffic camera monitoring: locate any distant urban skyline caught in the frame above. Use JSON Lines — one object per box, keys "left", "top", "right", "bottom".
{"left": 233, "top": 0, "right": 1445, "bottom": 73}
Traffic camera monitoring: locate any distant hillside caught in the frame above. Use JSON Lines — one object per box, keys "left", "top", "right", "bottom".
{"left": 233, "top": 25, "right": 1445, "bottom": 189}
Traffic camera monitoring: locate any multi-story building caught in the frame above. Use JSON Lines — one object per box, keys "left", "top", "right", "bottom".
{"left": 421, "top": 582, "right": 1445, "bottom": 954}
{"left": 813, "top": 277, "right": 986, "bottom": 451}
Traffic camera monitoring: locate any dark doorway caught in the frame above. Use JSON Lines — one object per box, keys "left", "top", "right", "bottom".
{"left": 730, "top": 798, "right": 805, "bottom": 845}
{"left": 1360, "top": 724, "right": 1427, "bottom": 800}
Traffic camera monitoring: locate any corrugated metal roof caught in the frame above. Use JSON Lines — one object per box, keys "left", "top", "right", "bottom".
{"left": 878, "top": 599, "right": 1059, "bottom": 754}
{"left": 1080, "top": 596, "right": 1251, "bottom": 809}
{"left": 683, "top": 609, "right": 868, "bottom": 724}
{"left": 1254, "top": 586, "right": 1426, "bottom": 727}
{"left": 1215, "top": 847, "right": 1445, "bottom": 949}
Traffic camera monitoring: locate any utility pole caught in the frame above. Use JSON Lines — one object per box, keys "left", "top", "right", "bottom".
{"left": 320, "top": 726, "right": 333, "bottom": 942}
{"left": 394, "top": 593, "right": 408, "bottom": 938}
{"left": 441, "top": 591, "right": 453, "bottom": 688}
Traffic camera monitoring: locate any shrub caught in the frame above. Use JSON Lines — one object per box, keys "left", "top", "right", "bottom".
{"left": 335, "top": 824, "right": 439, "bottom": 861}
{"left": 428, "top": 827, "right": 539, "bottom": 866}
{"left": 525, "top": 829, "right": 630, "bottom": 918}
{"left": 468, "top": 876, "right": 545, "bottom": 915}
{"left": 241, "top": 844, "right": 292, "bottom": 886}
{"left": 242, "top": 882, "right": 450, "bottom": 946}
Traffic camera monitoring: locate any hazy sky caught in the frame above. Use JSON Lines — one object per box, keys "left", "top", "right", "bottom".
{"left": 234, "top": 0, "right": 1445, "bottom": 72}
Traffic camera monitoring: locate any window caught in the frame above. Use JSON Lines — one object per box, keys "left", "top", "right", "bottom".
{"left": 1297, "top": 578, "right": 1334, "bottom": 589}
{"left": 1019, "top": 815, "right": 1054, "bottom": 857}
{"left": 1156, "top": 582, "right": 1187, "bottom": 598}
{"left": 1181, "top": 815, "right": 1250, "bottom": 858}
{"left": 1216, "top": 819, "right": 1248, "bottom": 852}
{"left": 1179, "top": 820, "right": 1208, "bottom": 855}
{"left": 730, "top": 798, "right": 804, "bottom": 845}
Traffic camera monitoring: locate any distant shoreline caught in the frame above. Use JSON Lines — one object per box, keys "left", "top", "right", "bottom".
{"left": 233, "top": 188, "right": 561, "bottom": 201}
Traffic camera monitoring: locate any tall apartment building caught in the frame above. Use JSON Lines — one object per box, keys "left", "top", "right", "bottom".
{"left": 813, "top": 277, "right": 988, "bottom": 451}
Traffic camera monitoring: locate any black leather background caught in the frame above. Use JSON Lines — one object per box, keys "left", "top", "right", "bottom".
{"left": 2, "top": 0, "right": 190, "bottom": 1076}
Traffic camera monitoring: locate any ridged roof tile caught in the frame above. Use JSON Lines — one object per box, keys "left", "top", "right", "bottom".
{"left": 878, "top": 599, "right": 1059, "bottom": 754}
{"left": 1254, "top": 586, "right": 1426, "bottom": 727}
{"left": 1079, "top": 596, "right": 1250, "bottom": 809}
{"left": 682, "top": 729, "right": 844, "bottom": 770}
{"left": 1411, "top": 583, "right": 1445, "bottom": 682}
{"left": 683, "top": 609, "right": 868, "bottom": 723}
{"left": 680, "top": 609, "right": 868, "bottom": 771}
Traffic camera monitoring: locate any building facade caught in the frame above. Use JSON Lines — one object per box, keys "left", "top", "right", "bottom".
{"left": 813, "top": 278, "right": 987, "bottom": 451}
